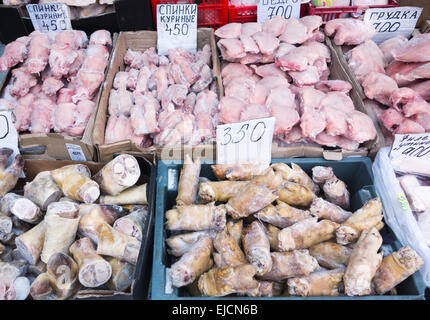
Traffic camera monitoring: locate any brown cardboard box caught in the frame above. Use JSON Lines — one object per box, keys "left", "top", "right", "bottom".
{"left": 421, "top": 20, "right": 430, "bottom": 33}
{"left": 92, "top": 28, "right": 223, "bottom": 162}
{"left": 1, "top": 33, "right": 117, "bottom": 161}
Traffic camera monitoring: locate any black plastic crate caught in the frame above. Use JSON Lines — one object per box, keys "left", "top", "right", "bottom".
{"left": 151, "top": 157, "right": 426, "bottom": 300}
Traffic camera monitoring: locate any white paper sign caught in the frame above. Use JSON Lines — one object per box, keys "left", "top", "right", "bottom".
{"left": 27, "top": 3, "right": 72, "bottom": 33}
{"left": 257, "top": 0, "right": 301, "bottom": 24}
{"left": 390, "top": 133, "right": 430, "bottom": 161}
{"left": 0, "top": 111, "right": 19, "bottom": 157}
{"left": 364, "top": 6, "right": 423, "bottom": 44}
{"left": 65, "top": 143, "right": 86, "bottom": 161}
{"left": 216, "top": 117, "right": 275, "bottom": 165}
{"left": 157, "top": 4, "right": 197, "bottom": 56}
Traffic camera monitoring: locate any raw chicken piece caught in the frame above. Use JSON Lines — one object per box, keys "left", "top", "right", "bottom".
{"left": 104, "top": 115, "right": 133, "bottom": 144}
{"left": 313, "top": 131, "right": 340, "bottom": 147}
{"left": 346, "top": 40, "right": 385, "bottom": 83}
{"left": 298, "top": 86, "right": 325, "bottom": 114}
{"left": 378, "top": 108, "right": 405, "bottom": 132}
{"left": 289, "top": 66, "right": 320, "bottom": 87}
{"left": 13, "top": 94, "right": 34, "bottom": 132}
{"left": 253, "top": 63, "right": 288, "bottom": 79}
{"left": 344, "top": 111, "right": 377, "bottom": 143}
{"left": 42, "top": 77, "right": 64, "bottom": 96}
{"left": 161, "top": 84, "right": 188, "bottom": 110}
{"left": 0, "top": 37, "right": 29, "bottom": 72}
{"left": 124, "top": 49, "right": 145, "bottom": 69}
{"left": 66, "top": 100, "right": 96, "bottom": 137}
{"left": 153, "top": 66, "right": 170, "bottom": 100}
{"left": 191, "top": 64, "right": 213, "bottom": 93}
{"left": 309, "top": 30, "right": 325, "bottom": 42}
{"left": 300, "top": 15, "right": 323, "bottom": 38}
{"left": 324, "top": 19, "right": 376, "bottom": 46}
{"left": 302, "top": 41, "right": 331, "bottom": 63}
{"left": 379, "top": 35, "right": 408, "bottom": 64}
{"left": 89, "top": 30, "right": 112, "bottom": 46}
{"left": 125, "top": 68, "right": 138, "bottom": 91}
{"left": 184, "top": 92, "right": 197, "bottom": 113}
{"left": 10, "top": 68, "right": 38, "bottom": 98}
{"left": 390, "top": 87, "right": 430, "bottom": 117}
{"left": 276, "top": 50, "right": 309, "bottom": 72}
{"left": 324, "top": 106, "right": 348, "bottom": 136}
{"left": 279, "top": 125, "right": 306, "bottom": 144}
{"left": 195, "top": 44, "right": 212, "bottom": 66}
{"left": 113, "top": 71, "right": 129, "bottom": 90}
{"left": 336, "top": 137, "right": 360, "bottom": 151}
{"left": 54, "top": 30, "right": 87, "bottom": 50}
{"left": 279, "top": 18, "right": 308, "bottom": 45}
{"left": 241, "top": 22, "right": 262, "bottom": 37}
{"left": 240, "top": 104, "right": 271, "bottom": 121}
{"left": 173, "top": 57, "right": 198, "bottom": 85}
{"left": 410, "top": 113, "right": 430, "bottom": 131}
{"left": 142, "top": 47, "right": 159, "bottom": 71}
{"left": 57, "top": 88, "right": 75, "bottom": 103}
{"left": 252, "top": 32, "right": 280, "bottom": 56}
{"left": 155, "top": 113, "right": 195, "bottom": 146}
{"left": 361, "top": 72, "right": 398, "bottom": 106}
{"left": 67, "top": 49, "right": 85, "bottom": 78}
{"left": 262, "top": 16, "right": 287, "bottom": 37}
{"left": 250, "top": 76, "right": 289, "bottom": 105}
{"left": 26, "top": 33, "right": 51, "bottom": 74}
{"left": 221, "top": 63, "right": 253, "bottom": 85}
{"left": 391, "top": 34, "right": 430, "bottom": 63}
{"left": 53, "top": 103, "right": 76, "bottom": 134}
{"left": 275, "top": 43, "right": 296, "bottom": 59}
{"left": 240, "top": 34, "right": 259, "bottom": 54}
{"left": 168, "top": 47, "right": 195, "bottom": 64}
{"left": 315, "top": 80, "right": 352, "bottom": 93}
{"left": 320, "top": 92, "right": 354, "bottom": 113}
{"left": 108, "top": 88, "right": 133, "bottom": 116}
{"left": 193, "top": 112, "right": 216, "bottom": 144}
{"left": 218, "top": 39, "right": 246, "bottom": 61}
{"left": 170, "top": 63, "right": 191, "bottom": 88}
{"left": 218, "top": 97, "right": 247, "bottom": 124}
{"left": 214, "top": 23, "right": 242, "bottom": 39}
{"left": 194, "top": 90, "right": 219, "bottom": 116}
{"left": 407, "top": 80, "right": 430, "bottom": 101}
{"left": 224, "top": 76, "right": 256, "bottom": 103}
{"left": 266, "top": 87, "right": 299, "bottom": 135}
{"left": 300, "top": 106, "right": 327, "bottom": 139}
{"left": 49, "top": 43, "right": 78, "bottom": 78}
{"left": 386, "top": 61, "right": 430, "bottom": 86}
{"left": 130, "top": 93, "right": 160, "bottom": 135}
{"left": 393, "top": 118, "right": 425, "bottom": 134}
{"left": 399, "top": 175, "right": 430, "bottom": 212}
{"left": 30, "top": 98, "right": 55, "bottom": 134}
{"left": 239, "top": 53, "right": 262, "bottom": 65}
{"left": 135, "top": 67, "right": 152, "bottom": 93}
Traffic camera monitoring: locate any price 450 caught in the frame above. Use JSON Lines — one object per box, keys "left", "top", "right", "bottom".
{"left": 221, "top": 121, "right": 267, "bottom": 146}
{"left": 165, "top": 23, "right": 189, "bottom": 36}
{"left": 41, "top": 19, "right": 68, "bottom": 32}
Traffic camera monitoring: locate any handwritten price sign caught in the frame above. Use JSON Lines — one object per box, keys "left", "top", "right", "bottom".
{"left": 27, "top": 3, "right": 72, "bottom": 32}
{"left": 391, "top": 133, "right": 430, "bottom": 161}
{"left": 0, "top": 111, "right": 19, "bottom": 157}
{"left": 216, "top": 117, "right": 275, "bottom": 165}
{"left": 257, "top": 0, "right": 301, "bottom": 23}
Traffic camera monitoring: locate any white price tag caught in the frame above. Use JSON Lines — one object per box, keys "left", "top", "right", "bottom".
{"left": 157, "top": 4, "right": 197, "bottom": 56}
{"left": 257, "top": 0, "right": 301, "bottom": 24}
{"left": 65, "top": 143, "right": 86, "bottom": 161}
{"left": 27, "top": 3, "right": 72, "bottom": 33}
{"left": 0, "top": 111, "right": 19, "bottom": 157}
{"left": 364, "top": 6, "right": 423, "bottom": 44}
{"left": 216, "top": 117, "right": 275, "bottom": 165}
{"left": 390, "top": 133, "right": 430, "bottom": 161}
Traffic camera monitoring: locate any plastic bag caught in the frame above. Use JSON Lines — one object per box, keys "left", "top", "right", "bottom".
{"left": 373, "top": 147, "right": 430, "bottom": 286}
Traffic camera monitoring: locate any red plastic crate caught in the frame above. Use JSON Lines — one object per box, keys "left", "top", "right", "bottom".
{"left": 151, "top": 0, "right": 229, "bottom": 29}
{"left": 228, "top": 2, "right": 309, "bottom": 23}
{"left": 308, "top": 0, "right": 399, "bottom": 23}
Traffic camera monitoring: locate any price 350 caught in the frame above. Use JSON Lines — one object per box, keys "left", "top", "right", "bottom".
{"left": 220, "top": 121, "right": 267, "bottom": 146}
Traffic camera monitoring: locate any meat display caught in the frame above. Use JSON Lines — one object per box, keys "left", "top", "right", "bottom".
{"left": 163, "top": 159, "right": 423, "bottom": 297}
{"left": 103, "top": 44, "right": 217, "bottom": 147}
{"left": 216, "top": 16, "right": 377, "bottom": 151}
{"left": 0, "top": 30, "right": 112, "bottom": 138}
{"left": 0, "top": 155, "right": 148, "bottom": 299}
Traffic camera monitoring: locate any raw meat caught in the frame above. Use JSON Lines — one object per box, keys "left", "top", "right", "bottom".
{"left": 214, "top": 23, "right": 242, "bottom": 39}
{"left": 407, "top": 80, "right": 430, "bottom": 101}
{"left": 346, "top": 40, "right": 385, "bottom": 82}
{"left": 266, "top": 86, "right": 299, "bottom": 135}
{"left": 361, "top": 72, "right": 399, "bottom": 106}
{"left": 314, "top": 80, "right": 352, "bottom": 93}
{"left": 379, "top": 35, "right": 408, "bottom": 64}
{"left": 262, "top": 16, "right": 287, "bottom": 37}
{"left": 30, "top": 98, "right": 55, "bottom": 134}
{"left": 324, "top": 19, "right": 376, "bottom": 46}
{"left": 26, "top": 32, "right": 51, "bottom": 74}
{"left": 0, "top": 37, "right": 29, "bottom": 72}
{"left": 219, "top": 97, "right": 247, "bottom": 124}
{"left": 279, "top": 18, "right": 308, "bottom": 45}
{"left": 104, "top": 114, "right": 133, "bottom": 144}
{"left": 390, "top": 88, "right": 430, "bottom": 117}
{"left": 241, "top": 22, "right": 262, "bottom": 37}
{"left": 344, "top": 111, "right": 377, "bottom": 143}
{"left": 391, "top": 34, "right": 430, "bottom": 63}
{"left": 252, "top": 32, "right": 280, "bottom": 56}
{"left": 386, "top": 61, "right": 430, "bottom": 86}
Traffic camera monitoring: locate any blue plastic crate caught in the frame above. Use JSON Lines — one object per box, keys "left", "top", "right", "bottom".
{"left": 151, "top": 157, "right": 426, "bottom": 300}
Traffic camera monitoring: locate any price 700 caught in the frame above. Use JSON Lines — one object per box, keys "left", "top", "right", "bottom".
{"left": 221, "top": 122, "right": 266, "bottom": 146}
{"left": 42, "top": 19, "right": 68, "bottom": 32}
{"left": 165, "top": 23, "right": 189, "bottom": 36}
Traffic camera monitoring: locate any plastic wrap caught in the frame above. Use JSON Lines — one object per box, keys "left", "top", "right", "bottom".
{"left": 373, "top": 147, "right": 430, "bottom": 286}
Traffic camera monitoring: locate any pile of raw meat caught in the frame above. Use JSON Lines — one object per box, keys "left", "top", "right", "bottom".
{"left": 165, "top": 159, "right": 423, "bottom": 297}
{"left": 0, "top": 29, "right": 112, "bottom": 137}
{"left": 104, "top": 44, "right": 218, "bottom": 147}
{"left": 345, "top": 33, "right": 430, "bottom": 135}
{"left": 216, "top": 16, "right": 377, "bottom": 150}
{"left": 0, "top": 149, "right": 148, "bottom": 300}
{"left": 4, "top": 0, "right": 114, "bottom": 19}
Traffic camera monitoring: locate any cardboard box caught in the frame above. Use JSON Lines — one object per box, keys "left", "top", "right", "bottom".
{"left": 92, "top": 28, "right": 223, "bottom": 162}
{"left": 14, "top": 154, "right": 157, "bottom": 300}
{"left": 0, "top": 33, "right": 118, "bottom": 161}
{"left": 399, "top": 0, "right": 430, "bottom": 29}
{"left": 421, "top": 20, "right": 430, "bottom": 33}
